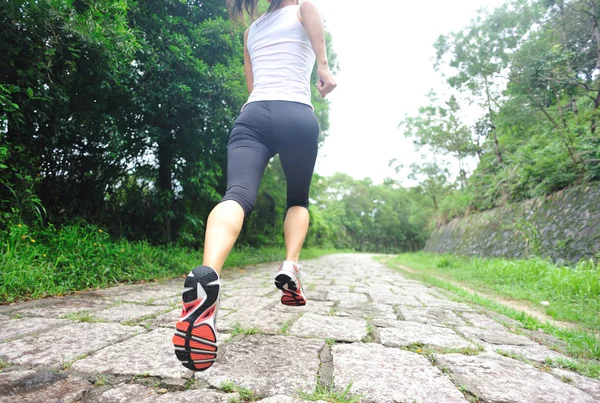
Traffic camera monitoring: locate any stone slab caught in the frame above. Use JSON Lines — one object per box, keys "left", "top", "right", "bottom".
{"left": 72, "top": 328, "right": 192, "bottom": 379}
{"left": 91, "top": 384, "right": 237, "bottom": 403}
{"left": 218, "top": 309, "right": 299, "bottom": 334}
{"left": 457, "top": 326, "right": 534, "bottom": 346}
{"left": 492, "top": 344, "right": 567, "bottom": 363}
{"left": 256, "top": 396, "right": 327, "bottom": 403}
{"left": 11, "top": 298, "right": 111, "bottom": 319}
{"left": 271, "top": 300, "right": 335, "bottom": 316}
{"left": 401, "top": 306, "right": 467, "bottom": 326}
{"left": 196, "top": 335, "right": 322, "bottom": 396}
{"left": 86, "top": 286, "right": 179, "bottom": 305}
{"left": 378, "top": 321, "right": 473, "bottom": 349}
{"left": 94, "top": 304, "right": 172, "bottom": 323}
{"left": 332, "top": 343, "right": 467, "bottom": 403}
{"left": 337, "top": 302, "right": 397, "bottom": 321}
{"left": 460, "top": 312, "right": 507, "bottom": 331}
{"left": 325, "top": 292, "right": 369, "bottom": 308}
{"left": 144, "top": 309, "right": 181, "bottom": 328}
{"left": 551, "top": 368, "right": 600, "bottom": 400}
{"left": 0, "top": 317, "right": 70, "bottom": 343}
{"left": 222, "top": 287, "right": 274, "bottom": 297}
{"left": 219, "top": 296, "right": 273, "bottom": 311}
{"left": 1, "top": 322, "right": 142, "bottom": 367}
{"left": 0, "top": 370, "right": 91, "bottom": 403}
{"left": 289, "top": 313, "right": 367, "bottom": 342}
{"left": 368, "top": 293, "right": 423, "bottom": 306}
{"left": 438, "top": 352, "right": 596, "bottom": 403}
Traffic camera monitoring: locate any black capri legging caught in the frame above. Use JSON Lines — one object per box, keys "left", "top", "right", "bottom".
{"left": 221, "top": 100, "right": 320, "bottom": 218}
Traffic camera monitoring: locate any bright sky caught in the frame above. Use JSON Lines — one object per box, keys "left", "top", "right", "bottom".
{"left": 311, "top": 0, "right": 507, "bottom": 185}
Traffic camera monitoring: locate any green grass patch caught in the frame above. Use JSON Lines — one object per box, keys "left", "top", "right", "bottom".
{"left": 382, "top": 256, "right": 600, "bottom": 375}
{"left": 0, "top": 358, "right": 11, "bottom": 371}
{"left": 228, "top": 323, "right": 260, "bottom": 340}
{"left": 391, "top": 252, "right": 600, "bottom": 330}
{"left": 220, "top": 380, "right": 256, "bottom": 402}
{"left": 299, "top": 382, "right": 361, "bottom": 403}
{"left": 62, "top": 311, "right": 100, "bottom": 323}
{"left": 0, "top": 222, "right": 344, "bottom": 303}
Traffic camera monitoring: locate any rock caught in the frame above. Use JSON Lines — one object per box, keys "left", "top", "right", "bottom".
{"left": 91, "top": 384, "right": 236, "bottom": 403}
{"left": 0, "top": 317, "right": 70, "bottom": 343}
{"left": 437, "top": 352, "right": 596, "bottom": 403}
{"left": 218, "top": 309, "right": 299, "bottom": 335}
{"left": 72, "top": 328, "right": 192, "bottom": 379}
{"left": 332, "top": 343, "right": 467, "bottom": 403}
{"left": 325, "top": 291, "right": 369, "bottom": 308}
{"left": 459, "top": 312, "right": 506, "bottom": 331}
{"left": 379, "top": 321, "right": 473, "bottom": 349}
{"left": 271, "top": 300, "right": 335, "bottom": 316}
{"left": 1, "top": 322, "right": 143, "bottom": 368}
{"left": 195, "top": 335, "right": 322, "bottom": 396}
{"left": 0, "top": 370, "right": 91, "bottom": 403}
{"left": 401, "top": 306, "right": 467, "bottom": 326}
{"left": 94, "top": 304, "right": 172, "bottom": 323}
{"left": 457, "top": 326, "right": 534, "bottom": 346}
{"left": 219, "top": 296, "right": 273, "bottom": 311}
{"left": 289, "top": 313, "right": 367, "bottom": 342}
{"left": 551, "top": 368, "right": 600, "bottom": 400}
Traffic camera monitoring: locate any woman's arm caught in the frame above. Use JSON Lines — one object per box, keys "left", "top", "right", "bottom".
{"left": 299, "top": 1, "right": 336, "bottom": 98}
{"left": 244, "top": 29, "right": 253, "bottom": 95}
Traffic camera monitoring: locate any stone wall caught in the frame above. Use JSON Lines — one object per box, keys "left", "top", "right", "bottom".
{"left": 424, "top": 182, "right": 600, "bottom": 264}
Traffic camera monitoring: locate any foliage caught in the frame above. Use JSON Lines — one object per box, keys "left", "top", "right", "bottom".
{"left": 391, "top": 252, "right": 600, "bottom": 332}
{"left": 383, "top": 254, "right": 600, "bottom": 365}
{"left": 400, "top": 0, "right": 600, "bottom": 225}
{"left": 0, "top": 222, "right": 338, "bottom": 303}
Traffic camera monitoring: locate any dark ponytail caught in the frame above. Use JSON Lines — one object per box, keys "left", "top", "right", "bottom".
{"left": 230, "top": 0, "right": 285, "bottom": 19}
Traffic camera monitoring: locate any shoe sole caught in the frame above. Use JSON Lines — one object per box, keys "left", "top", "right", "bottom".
{"left": 172, "top": 266, "right": 220, "bottom": 372}
{"left": 275, "top": 273, "right": 307, "bottom": 306}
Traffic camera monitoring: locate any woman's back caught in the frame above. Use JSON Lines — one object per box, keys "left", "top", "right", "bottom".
{"left": 246, "top": 5, "right": 316, "bottom": 107}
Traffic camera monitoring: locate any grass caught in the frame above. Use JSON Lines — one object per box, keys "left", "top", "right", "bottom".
{"left": 299, "top": 382, "right": 361, "bottom": 403}
{"left": 381, "top": 256, "right": 600, "bottom": 377}
{"left": 0, "top": 222, "right": 345, "bottom": 303}
{"left": 220, "top": 380, "right": 256, "bottom": 402}
{"left": 391, "top": 252, "right": 600, "bottom": 330}
{"left": 0, "top": 358, "right": 11, "bottom": 371}
{"left": 228, "top": 323, "right": 260, "bottom": 340}
{"left": 62, "top": 311, "right": 100, "bottom": 323}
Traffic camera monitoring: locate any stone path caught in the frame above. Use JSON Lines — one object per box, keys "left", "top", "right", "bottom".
{"left": 0, "top": 254, "right": 599, "bottom": 402}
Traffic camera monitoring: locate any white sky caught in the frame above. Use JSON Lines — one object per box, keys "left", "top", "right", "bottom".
{"left": 311, "top": 0, "right": 507, "bottom": 185}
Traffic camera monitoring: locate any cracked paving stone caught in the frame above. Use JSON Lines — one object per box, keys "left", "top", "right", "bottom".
{"left": 271, "top": 300, "right": 335, "bottom": 316}
{"left": 90, "top": 383, "right": 237, "bottom": 403}
{"left": 85, "top": 286, "right": 179, "bottom": 305}
{"left": 325, "top": 291, "right": 369, "bottom": 308}
{"left": 222, "top": 287, "right": 274, "bottom": 297}
{"left": 219, "top": 296, "right": 273, "bottom": 311}
{"left": 492, "top": 343, "right": 568, "bottom": 363}
{"left": 459, "top": 312, "right": 507, "bottom": 331}
{"left": 0, "top": 370, "right": 91, "bottom": 403}
{"left": 332, "top": 343, "right": 467, "bottom": 403}
{"left": 438, "top": 352, "right": 596, "bottom": 403}
{"left": 457, "top": 326, "right": 535, "bottom": 346}
{"left": 400, "top": 306, "right": 467, "bottom": 326}
{"left": 93, "top": 303, "right": 172, "bottom": 323}
{"left": 72, "top": 328, "right": 193, "bottom": 379}
{"left": 0, "top": 317, "right": 70, "bottom": 343}
{"left": 337, "top": 302, "right": 397, "bottom": 321}
{"left": 195, "top": 335, "right": 322, "bottom": 396}
{"left": 10, "top": 298, "right": 111, "bottom": 319}
{"left": 1, "top": 323, "right": 142, "bottom": 367}
{"left": 255, "top": 396, "right": 327, "bottom": 403}
{"left": 289, "top": 313, "right": 367, "bottom": 342}
{"left": 551, "top": 368, "right": 600, "bottom": 400}
{"left": 378, "top": 321, "right": 473, "bottom": 349}
{"left": 218, "top": 309, "right": 300, "bottom": 334}
{"left": 367, "top": 293, "right": 423, "bottom": 306}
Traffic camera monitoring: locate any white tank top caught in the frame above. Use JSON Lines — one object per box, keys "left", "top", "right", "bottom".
{"left": 245, "top": 5, "right": 316, "bottom": 108}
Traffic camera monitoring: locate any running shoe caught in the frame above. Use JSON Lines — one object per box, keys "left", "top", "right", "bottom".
{"left": 274, "top": 260, "right": 307, "bottom": 306}
{"left": 172, "top": 265, "right": 220, "bottom": 372}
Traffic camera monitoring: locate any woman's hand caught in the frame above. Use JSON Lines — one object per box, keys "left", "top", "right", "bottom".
{"left": 317, "top": 66, "right": 336, "bottom": 98}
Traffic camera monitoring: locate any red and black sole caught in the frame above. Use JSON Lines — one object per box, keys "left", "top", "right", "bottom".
{"left": 172, "top": 266, "right": 220, "bottom": 372}
{"left": 275, "top": 273, "right": 307, "bottom": 306}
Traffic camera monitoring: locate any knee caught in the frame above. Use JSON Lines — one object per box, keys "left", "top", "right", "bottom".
{"left": 222, "top": 186, "right": 255, "bottom": 219}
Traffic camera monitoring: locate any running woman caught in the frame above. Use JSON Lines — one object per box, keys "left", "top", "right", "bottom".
{"left": 172, "top": 0, "right": 336, "bottom": 371}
